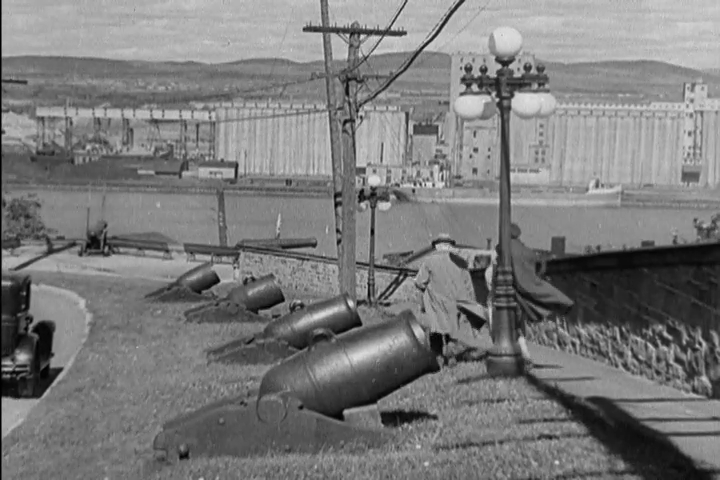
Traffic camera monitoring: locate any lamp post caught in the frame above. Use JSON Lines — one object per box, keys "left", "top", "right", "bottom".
{"left": 358, "top": 174, "right": 390, "bottom": 306}
{"left": 453, "top": 27, "right": 557, "bottom": 377}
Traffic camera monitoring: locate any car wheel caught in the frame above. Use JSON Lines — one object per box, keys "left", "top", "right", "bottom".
{"left": 17, "top": 371, "right": 38, "bottom": 399}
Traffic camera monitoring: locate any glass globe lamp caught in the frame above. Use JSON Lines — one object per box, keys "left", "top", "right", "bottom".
{"left": 512, "top": 92, "right": 542, "bottom": 119}
{"left": 488, "top": 27, "right": 523, "bottom": 60}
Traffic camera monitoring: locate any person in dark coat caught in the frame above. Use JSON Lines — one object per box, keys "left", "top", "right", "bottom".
{"left": 414, "top": 234, "right": 489, "bottom": 365}
{"left": 488, "top": 223, "right": 574, "bottom": 363}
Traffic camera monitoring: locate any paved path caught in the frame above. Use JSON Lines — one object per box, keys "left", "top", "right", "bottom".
{"left": 528, "top": 343, "right": 720, "bottom": 474}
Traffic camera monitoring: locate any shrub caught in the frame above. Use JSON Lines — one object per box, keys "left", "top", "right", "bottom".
{"left": 1, "top": 192, "right": 55, "bottom": 240}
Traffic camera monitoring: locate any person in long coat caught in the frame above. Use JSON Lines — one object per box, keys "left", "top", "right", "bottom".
{"left": 486, "top": 223, "right": 574, "bottom": 363}
{"left": 414, "top": 234, "right": 488, "bottom": 365}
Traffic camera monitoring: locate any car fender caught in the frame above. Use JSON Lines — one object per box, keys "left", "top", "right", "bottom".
{"left": 31, "top": 320, "right": 56, "bottom": 338}
{"left": 31, "top": 320, "right": 55, "bottom": 360}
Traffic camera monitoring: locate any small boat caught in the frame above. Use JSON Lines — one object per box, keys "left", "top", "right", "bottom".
{"left": 586, "top": 184, "right": 623, "bottom": 196}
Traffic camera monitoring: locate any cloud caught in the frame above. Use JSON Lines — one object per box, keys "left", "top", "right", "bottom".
{"left": 1, "top": 0, "right": 719, "bottom": 69}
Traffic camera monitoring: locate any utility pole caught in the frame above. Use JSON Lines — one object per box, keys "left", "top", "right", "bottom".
{"left": 339, "top": 22, "right": 362, "bottom": 302}
{"left": 216, "top": 187, "right": 228, "bottom": 246}
{"left": 303, "top": 20, "right": 406, "bottom": 302}
{"left": 304, "top": 0, "right": 345, "bottom": 285}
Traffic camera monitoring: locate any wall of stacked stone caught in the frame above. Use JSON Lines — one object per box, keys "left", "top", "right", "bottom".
{"left": 527, "top": 242, "right": 720, "bottom": 398}
{"left": 239, "top": 248, "right": 420, "bottom": 303}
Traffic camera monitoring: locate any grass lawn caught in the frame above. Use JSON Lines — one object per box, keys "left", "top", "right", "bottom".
{"left": 0, "top": 272, "right": 689, "bottom": 479}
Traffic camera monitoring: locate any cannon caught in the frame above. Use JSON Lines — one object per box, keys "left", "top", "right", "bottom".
{"left": 206, "top": 293, "right": 361, "bottom": 365}
{"left": 183, "top": 274, "right": 286, "bottom": 323}
{"left": 1, "top": 273, "right": 55, "bottom": 398}
{"left": 78, "top": 220, "right": 110, "bottom": 257}
{"left": 236, "top": 237, "right": 319, "bottom": 250}
{"left": 145, "top": 262, "right": 221, "bottom": 302}
{"left": 152, "top": 310, "right": 439, "bottom": 463}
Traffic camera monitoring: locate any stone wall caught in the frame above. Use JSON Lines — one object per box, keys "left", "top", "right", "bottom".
{"left": 239, "top": 247, "right": 420, "bottom": 303}
{"left": 527, "top": 242, "right": 720, "bottom": 398}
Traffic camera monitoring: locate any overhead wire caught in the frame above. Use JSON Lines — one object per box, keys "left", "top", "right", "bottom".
{"left": 415, "top": 0, "right": 494, "bottom": 67}
{"left": 359, "top": 0, "right": 469, "bottom": 108}
{"left": 268, "top": 3, "right": 299, "bottom": 98}
{"left": 343, "top": 0, "right": 410, "bottom": 76}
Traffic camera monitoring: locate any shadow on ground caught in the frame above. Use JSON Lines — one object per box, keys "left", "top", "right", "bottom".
{"left": 1, "top": 367, "right": 64, "bottom": 399}
{"left": 381, "top": 409, "right": 438, "bottom": 428}
{"left": 525, "top": 373, "right": 720, "bottom": 480}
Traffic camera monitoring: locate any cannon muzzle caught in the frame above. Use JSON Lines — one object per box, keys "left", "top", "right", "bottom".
{"left": 225, "top": 274, "right": 285, "bottom": 313}
{"left": 145, "top": 262, "right": 220, "bottom": 302}
{"left": 175, "top": 262, "right": 220, "bottom": 293}
{"left": 206, "top": 293, "right": 362, "bottom": 365}
{"left": 182, "top": 274, "right": 284, "bottom": 323}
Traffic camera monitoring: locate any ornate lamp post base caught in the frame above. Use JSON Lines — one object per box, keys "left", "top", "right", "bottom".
{"left": 486, "top": 266, "right": 525, "bottom": 377}
{"left": 486, "top": 346, "right": 526, "bottom": 377}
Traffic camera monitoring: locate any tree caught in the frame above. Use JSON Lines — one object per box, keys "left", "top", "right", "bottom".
{"left": 1, "top": 192, "right": 55, "bottom": 240}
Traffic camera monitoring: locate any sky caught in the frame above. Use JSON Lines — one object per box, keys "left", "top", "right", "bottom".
{"left": 2, "top": 0, "right": 719, "bottom": 70}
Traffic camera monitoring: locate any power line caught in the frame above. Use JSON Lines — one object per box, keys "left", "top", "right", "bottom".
{"left": 268, "top": 3, "right": 299, "bottom": 98}
{"left": 416, "top": 0, "right": 494, "bottom": 65}
{"left": 347, "top": 0, "right": 410, "bottom": 76}
{"left": 359, "top": 0, "right": 469, "bottom": 108}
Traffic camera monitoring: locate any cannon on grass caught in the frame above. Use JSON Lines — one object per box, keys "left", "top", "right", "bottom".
{"left": 183, "top": 274, "right": 286, "bottom": 323}
{"left": 145, "top": 262, "right": 221, "bottom": 303}
{"left": 78, "top": 220, "right": 110, "bottom": 257}
{"left": 206, "top": 293, "right": 361, "bottom": 365}
{"left": 153, "top": 310, "right": 440, "bottom": 463}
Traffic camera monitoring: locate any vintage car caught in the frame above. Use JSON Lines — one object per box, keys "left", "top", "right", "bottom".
{"left": 1, "top": 272, "right": 55, "bottom": 398}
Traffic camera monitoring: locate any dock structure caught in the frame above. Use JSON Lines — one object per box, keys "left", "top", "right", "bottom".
{"left": 34, "top": 106, "right": 218, "bottom": 159}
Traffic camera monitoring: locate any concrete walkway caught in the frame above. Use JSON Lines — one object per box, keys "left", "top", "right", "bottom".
{"left": 527, "top": 343, "right": 720, "bottom": 474}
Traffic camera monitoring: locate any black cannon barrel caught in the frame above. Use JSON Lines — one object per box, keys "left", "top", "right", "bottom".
{"left": 225, "top": 274, "right": 285, "bottom": 313}
{"left": 184, "top": 243, "right": 240, "bottom": 257}
{"left": 236, "top": 238, "right": 318, "bottom": 250}
{"left": 175, "top": 262, "right": 220, "bottom": 293}
{"left": 258, "top": 310, "right": 439, "bottom": 419}
{"left": 262, "top": 294, "right": 361, "bottom": 350}
{"left": 108, "top": 237, "right": 168, "bottom": 251}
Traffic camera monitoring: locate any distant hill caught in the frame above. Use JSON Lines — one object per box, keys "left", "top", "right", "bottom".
{"left": 2, "top": 52, "right": 719, "bottom": 107}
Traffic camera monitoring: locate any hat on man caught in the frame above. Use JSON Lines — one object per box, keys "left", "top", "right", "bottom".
{"left": 510, "top": 223, "right": 522, "bottom": 239}
{"left": 432, "top": 233, "right": 456, "bottom": 248}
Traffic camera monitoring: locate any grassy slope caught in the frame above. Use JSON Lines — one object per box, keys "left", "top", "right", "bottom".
{"left": 0, "top": 272, "right": 701, "bottom": 479}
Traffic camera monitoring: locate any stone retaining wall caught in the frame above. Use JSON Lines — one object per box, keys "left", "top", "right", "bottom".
{"left": 239, "top": 248, "right": 420, "bottom": 303}
{"left": 527, "top": 242, "right": 720, "bottom": 398}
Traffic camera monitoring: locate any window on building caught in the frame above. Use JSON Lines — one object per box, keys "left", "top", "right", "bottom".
{"left": 473, "top": 131, "right": 477, "bottom": 138}
{"left": 472, "top": 168, "right": 478, "bottom": 175}
{"left": 472, "top": 147, "right": 479, "bottom": 153}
